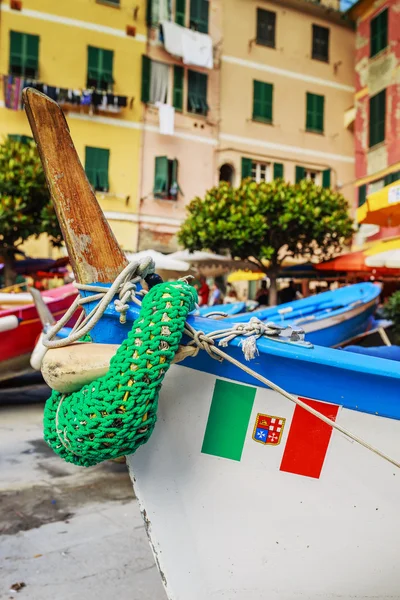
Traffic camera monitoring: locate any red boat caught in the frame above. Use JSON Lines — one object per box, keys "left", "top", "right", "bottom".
{"left": 0, "top": 284, "right": 77, "bottom": 382}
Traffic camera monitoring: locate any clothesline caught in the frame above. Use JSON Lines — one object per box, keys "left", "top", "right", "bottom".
{"left": 2, "top": 75, "right": 130, "bottom": 113}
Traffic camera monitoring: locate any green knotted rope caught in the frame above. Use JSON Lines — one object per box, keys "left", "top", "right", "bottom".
{"left": 43, "top": 281, "right": 197, "bottom": 467}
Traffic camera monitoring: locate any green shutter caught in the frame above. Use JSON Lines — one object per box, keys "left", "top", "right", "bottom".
{"left": 358, "top": 184, "right": 367, "bottom": 207}
{"left": 154, "top": 156, "right": 169, "bottom": 196}
{"left": 201, "top": 380, "right": 256, "bottom": 461}
{"left": 171, "top": 158, "right": 182, "bottom": 197}
{"left": 173, "top": 65, "right": 184, "bottom": 111}
{"left": 187, "top": 70, "right": 208, "bottom": 115}
{"left": 385, "top": 171, "right": 400, "bottom": 185}
{"left": 176, "top": 0, "right": 186, "bottom": 26}
{"left": 141, "top": 55, "right": 151, "bottom": 104}
{"left": 322, "top": 168, "right": 331, "bottom": 188}
{"left": 370, "top": 8, "right": 388, "bottom": 58}
{"left": 306, "top": 93, "right": 324, "bottom": 133}
{"left": 8, "top": 134, "right": 33, "bottom": 144}
{"left": 273, "top": 163, "right": 284, "bottom": 179}
{"left": 87, "top": 46, "right": 114, "bottom": 90}
{"left": 146, "top": 0, "right": 153, "bottom": 26}
{"left": 241, "top": 157, "right": 253, "bottom": 180}
{"left": 369, "top": 89, "right": 386, "bottom": 148}
{"left": 85, "top": 147, "right": 109, "bottom": 192}
{"left": 190, "top": 0, "right": 208, "bottom": 33}
{"left": 253, "top": 80, "right": 273, "bottom": 123}
{"left": 9, "top": 31, "right": 39, "bottom": 77}
{"left": 295, "top": 166, "right": 306, "bottom": 183}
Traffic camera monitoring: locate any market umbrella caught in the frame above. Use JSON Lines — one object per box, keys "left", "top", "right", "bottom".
{"left": 227, "top": 270, "right": 265, "bottom": 283}
{"left": 357, "top": 181, "right": 400, "bottom": 227}
{"left": 315, "top": 251, "right": 369, "bottom": 272}
{"left": 125, "top": 250, "right": 190, "bottom": 272}
{"left": 366, "top": 249, "right": 400, "bottom": 269}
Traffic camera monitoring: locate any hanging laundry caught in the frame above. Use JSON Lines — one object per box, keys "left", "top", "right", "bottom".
{"left": 161, "top": 21, "right": 184, "bottom": 58}
{"left": 156, "top": 102, "right": 175, "bottom": 135}
{"left": 182, "top": 28, "right": 213, "bottom": 69}
{"left": 3, "top": 75, "right": 24, "bottom": 110}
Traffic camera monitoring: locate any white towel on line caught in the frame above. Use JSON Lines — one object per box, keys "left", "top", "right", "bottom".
{"left": 182, "top": 28, "right": 213, "bottom": 69}
{"left": 156, "top": 102, "right": 175, "bottom": 135}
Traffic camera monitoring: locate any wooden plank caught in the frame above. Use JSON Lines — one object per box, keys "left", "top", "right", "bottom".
{"left": 23, "top": 88, "right": 128, "bottom": 284}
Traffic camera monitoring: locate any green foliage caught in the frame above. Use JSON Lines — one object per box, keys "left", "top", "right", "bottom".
{"left": 178, "top": 178, "right": 354, "bottom": 272}
{"left": 0, "top": 137, "right": 62, "bottom": 252}
{"left": 383, "top": 291, "right": 400, "bottom": 343}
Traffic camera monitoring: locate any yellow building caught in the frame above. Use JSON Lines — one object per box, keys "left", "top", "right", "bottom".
{"left": 218, "top": 0, "right": 356, "bottom": 204}
{"left": 0, "top": 0, "right": 146, "bottom": 257}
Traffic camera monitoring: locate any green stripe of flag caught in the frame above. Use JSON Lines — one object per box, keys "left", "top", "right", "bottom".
{"left": 201, "top": 379, "right": 256, "bottom": 461}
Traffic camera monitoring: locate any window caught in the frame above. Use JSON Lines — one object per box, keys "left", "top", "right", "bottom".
{"left": 153, "top": 156, "right": 181, "bottom": 199}
{"left": 370, "top": 9, "right": 388, "bottom": 58}
{"left": 295, "top": 166, "right": 331, "bottom": 187}
{"left": 9, "top": 31, "right": 39, "bottom": 78}
{"left": 384, "top": 171, "right": 400, "bottom": 186}
{"left": 87, "top": 46, "right": 114, "bottom": 91}
{"left": 147, "top": 0, "right": 172, "bottom": 26}
{"left": 312, "top": 25, "right": 329, "bottom": 62}
{"left": 219, "top": 164, "right": 235, "bottom": 185}
{"left": 187, "top": 70, "right": 208, "bottom": 115}
{"left": 369, "top": 89, "right": 386, "bottom": 148}
{"left": 173, "top": 65, "right": 184, "bottom": 111}
{"left": 85, "top": 147, "right": 110, "bottom": 192}
{"left": 8, "top": 134, "right": 33, "bottom": 144}
{"left": 141, "top": 56, "right": 169, "bottom": 104}
{"left": 256, "top": 9, "right": 276, "bottom": 48}
{"left": 253, "top": 80, "right": 273, "bottom": 123}
{"left": 97, "top": 0, "right": 120, "bottom": 5}
{"left": 190, "top": 0, "right": 209, "bottom": 34}
{"left": 241, "top": 157, "right": 283, "bottom": 181}
{"left": 358, "top": 184, "right": 367, "bottom": 207}
{"left": 306, "top": 92, "right": 324, "bottom": 133}
{"left": 175, "top": 0, "right": 186, "bottom": 26}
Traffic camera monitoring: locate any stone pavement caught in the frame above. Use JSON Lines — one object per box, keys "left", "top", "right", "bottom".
{"left": 0, "top": 381, "right": 167, "bottom": 600}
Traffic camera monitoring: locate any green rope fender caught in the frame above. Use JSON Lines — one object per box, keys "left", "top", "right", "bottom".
{"left": 43, "top": 281, "right": 198, "bottom": 467}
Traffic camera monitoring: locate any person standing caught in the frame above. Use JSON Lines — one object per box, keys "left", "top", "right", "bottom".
{"left": 255, "top": 280, "right": 269, "bottom": 306}
{"left": 197, "top": 276, "right": 210, "bottom": 306}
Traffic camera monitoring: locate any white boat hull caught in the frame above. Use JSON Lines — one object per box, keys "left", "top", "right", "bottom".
{"left": 128, "top": 366, "right": 400, "bottom": 600}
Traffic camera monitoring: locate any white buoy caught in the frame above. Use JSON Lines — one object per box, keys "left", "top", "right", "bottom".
{"left": 0, "top": 315, "right": 19, "bottom": 333}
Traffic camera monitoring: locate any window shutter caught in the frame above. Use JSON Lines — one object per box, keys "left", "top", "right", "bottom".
{"left": 312, "top": 25, "right": 329, "bottom": 62}
{"left": 102, "top": 49, "right": 114, "bottom": 84}
{"left": 9, "top": 31, "right": 22, "bottom": 71}
{"left": 154, "top": 156, "right": 169, "bottom": 195}
{"left": 322, "top": 168, "right": 331, "bottom": 188}
{"left": 173, "top": 65, "right": 184, "bottom": 111}
{"left": 273, "top": 163, "right": 284, "bottom": 179}
{"left": 358, "top": 184, "right": 367, "bottom": 207}
{"left": 370, "top": 8, "right": 388, "bottom": 57}
{"left": 190, "top": 0, "right": 209, "bottom": 34}
{"left": 146, "top": 0, "right": 153, "bottom": 26}
{"left": 175, "top": 0, "right": 186, "bottom": 26}
{"left": 295, "top": 166, "right": 306, "bottom": 183}
{"left": 26, "top": 34, "right": 39, "bottom": 75}
{"left": 253, "top": 81, "right": 273, "bottom": 122}
{"left": 253, "top": 80, "right": 263, "bottom": 120}
{"left": 170, "top": 158, "right": 182, "bottom": 197}
{"left": 8, "top": 134, "right": 33, "bottom": 144}
{"left": 141, "top": 55, "right": 151, "bottom": 104}
{"left": 306, "top": 93, "right": 324, "bottom": 133}
{"left": 187, "top": 70, "right": 208, "bottom": 115}
{"left": 241, "top": 157, "right": 253, "bottom": 179}
{"left": 256, "top": 9, "right": 276, "bottom": 48}
{"left": 96, "top": 148, "right": 110, "bottom": 191}
{"left": 85, "top": 147, "right": 97, "bottom": 189}
{"left": 369, "top": 89, "right": 386, "bottom": 147}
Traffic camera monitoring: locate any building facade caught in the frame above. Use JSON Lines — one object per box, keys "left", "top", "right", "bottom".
{"left": 0, "top": 0, "right": 146, "bottom": 255}
{"left": 217, "top": 0, "right": 355, "bottom": 204}
{"left": 137, "top": 0, "right": 221, "bottom": 252}
{"left": 349, "top": 0, "right": 400, "bottom": 238}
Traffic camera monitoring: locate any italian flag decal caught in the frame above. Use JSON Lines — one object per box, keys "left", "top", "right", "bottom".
{"left": 201, "top": 379, "right": 339, "bottom": 479}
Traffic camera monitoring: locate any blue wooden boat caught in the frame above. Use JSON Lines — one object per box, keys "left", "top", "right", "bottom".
{"left": 25, "top": 90, "right": 400, "bottom": 600}
{"left": 227, "top": 282, "right": 381, "bottom": 347}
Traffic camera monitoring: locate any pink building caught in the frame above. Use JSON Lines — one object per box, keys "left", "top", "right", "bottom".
{"left": 137, "top": 0, "right": 221, "bottom": 252}
{"left": 349, "top": 0, "right": 400, "bottom": 238}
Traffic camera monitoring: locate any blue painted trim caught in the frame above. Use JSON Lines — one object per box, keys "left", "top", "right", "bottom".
{"left": 77, "top": 283, "right": 400, "bottom": 422}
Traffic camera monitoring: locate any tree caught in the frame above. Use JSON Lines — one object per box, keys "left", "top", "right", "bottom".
{"left": 178, "top": 178, "right": 354, "bottom": 305}
{"left": 0, "top": 138, "right": 62, "bottom": 286}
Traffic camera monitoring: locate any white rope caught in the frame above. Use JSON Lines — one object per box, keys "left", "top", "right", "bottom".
{"left": 43, "top": 267, "right": 400, "bottom": 470}
{"left": 183, "top": 322, "right": 400, "bottom": 470}
{"left": 43, "top": 258, "right": 155, "bottom": 349}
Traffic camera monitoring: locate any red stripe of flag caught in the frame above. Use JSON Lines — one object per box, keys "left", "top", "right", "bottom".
{"left": 279, "top": 398, "right": 340, "bottom": 479}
